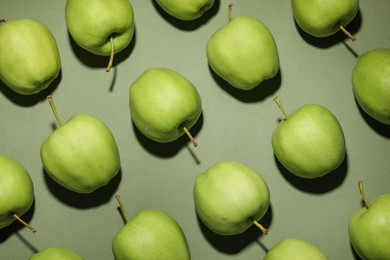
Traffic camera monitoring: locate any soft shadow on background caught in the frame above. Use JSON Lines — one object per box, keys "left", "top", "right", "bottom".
{"left": 355, "top": 99, "right": 390, "bottom": 138}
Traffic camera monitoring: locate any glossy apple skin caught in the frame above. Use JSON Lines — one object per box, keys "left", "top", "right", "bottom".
{"left": 0, "top": 19, "right": 61, "bottom": 95}
{"left": 292, "top": 0, "right": 359, "bottom": 37}
{"left": 129, "top": 68, "right": 202, "bottom": 143}
{"left": 348, "top": 194, "right": 390, "bottom": 260}
{"left": 352, "top": 48, "right": 390, "bottom": 125}
{"left": 40, "top": 114, "right": 120, "bottom": 193}
{"left": 29, "top": 247, "right": 83, "bottom": 260}
{"left": 156, "top": 0, "right": 215, "bottom": 20}
{"left": 193, "top": 161, "right": 270, "bottom": 235}
{"left": 112, "top": 209, "right": 190, "bottom": 260}
{"left": 272, "top": 104, "right": 345, "bottom": 179}
{"left": 264, "top": 238, "right": 329, "bottom": 260}
{"left": 207, "top": 16, "right": 279, "bottom": 90}
{"left": 65, "top": 0, "right": 134, "bottom": 56}
{"left": 0, "top": 154, "right": 34, "bottom": 229}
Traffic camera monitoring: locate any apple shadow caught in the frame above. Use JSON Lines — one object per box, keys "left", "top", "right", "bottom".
{"left": 151, "top": 0, "right": 220, "bottom": 31}
{"left": 209, "top": 65, "right": 282, "bottom": 103}
{"left": 350, "top": 244, "right": 363, "bottom": 260}
{"left": 196, "top": 203, "right": 273, "bottom": 254}
{"left": 355, "top": 99, "right": 390, "bottom": 138}
{"left": 42, "top": 167, "right": 122, "bottom": 209}
{"left": 274, "top": 152, "right": 349, "bottom": 194}
{"left": 0, "top": 70, "right": 62, "bottom": 107}
{"left": 131, "top": 112, "right": 204, "bottom": 159}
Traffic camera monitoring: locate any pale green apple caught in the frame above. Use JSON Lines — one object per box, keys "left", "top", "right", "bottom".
{"left": 0, "top": 154, "right": 35, "bottom": 231}
{"left": 112, "top": 208, "right": 190, "bottom": 260}
{"left": 30, "top": 247, "right": 83, "bottom": 260}
{"left": 291, "top": 0, "right": 359, "bottom": 38}
{"left": 348, "top": 181, "right": 390, "bottom": 260}
{"left": 264, "top": 238, "right": 329, "bottom": 260}
{"left": 352, "top": 48, "right": 390, "bottom": 125}
{"left": 40, "top": 113, "right": 121, "bottom": 193}
{"left": 129, "top": 68, "right": 202, "bottom": 145}
{"left": 156, "top": 0, "right": 215, "bottom": 20}
{"left": 0, "top": 18, "right": 61, "bottom": 95}
{"left": 206, "top": 15, "right": 279, "bottom": 90}
{"left": 193, "top": 160, "right": 270, "bottom": 235}
{"left": 272, "top": 98, "right": 346, "bottom": 179}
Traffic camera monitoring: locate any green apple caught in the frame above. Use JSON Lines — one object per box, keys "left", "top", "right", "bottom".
{"left": 291, "top": 0, "right": 359, "bottom": 39}
{"left": 348, "top": 181, "right": 390, "bottom": 260}
{"left": 40, "top": 96, "right": 120, "bottom": 194}
{"left": 0, "top": 18, "right": 61, "bottom": 95}
{"left": 30, "top": 247, "right": 83, "bottom": 260}
{"left": 65, "top": 0, "right": 135, "bottom": 71}
{"left": 352, "top": 48, "right": 390, "bottom": 125}
{"left": 112, "top": 195, "right": 191, "bottom": 260}
{"left": 155, "top": 0, "right": 215, "bottom": 20}
{"left": 129, "top": 68, "right": 202, "bottom": 146}
{"left": 206, "top": 15, "right": 279, "bottom": 90}
{"left": 0, "top": 154, "right": 35, "bottom": 232}
{"left": 272, "top": 97, "right": 346, "bottom": 179}
{"left": 264, "top": 238, "right": 329, "bottom": 260}
{"left": 193, "top": 160, "right": 270, "bottom": 235}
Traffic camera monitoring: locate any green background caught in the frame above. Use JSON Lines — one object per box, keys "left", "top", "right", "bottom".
{"left": 1, "top": 0, "right": 389, "bottom": 259}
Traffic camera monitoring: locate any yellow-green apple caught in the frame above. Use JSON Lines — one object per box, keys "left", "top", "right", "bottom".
{"left": 264, "top": 238, "right": 329, "bottom": 260}
{"left": 155, "top": 0, "right": 215, "bottom": 20}
{"left": 129, "top": 68, "right": 202, "bottom": 146}
{"left": 0, "top": 154, "right": 35, "bottom": 233}
{"left": 348, "top": 181, "right": 390, "bottom": 259}
{"left": 0, "top": 18, "right": 60, "bottom": 95}
{"left": 112, "top": 195, "right": 190, "bottom": 260}
{"left": 193, "top": 160, "right": 270, "bottom": 235}
{"left": 272, "top": 97, "right": 346, "bottom": 179}
{"left": 352, "top": 48, "right": 390, "bottom": 125}
{"left": 40, "top": 96, "right": 120, "bottom": 193}
{"left": 65, "top": 0, "right": 135, "bottom": 71}
{"left": 29, "top": 247, "right": 83, "bottom": 260}
{"left": 206, "top": 15, "right": 279, "bottom": 90}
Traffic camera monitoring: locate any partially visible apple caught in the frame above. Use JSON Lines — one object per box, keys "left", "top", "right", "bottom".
{"left": 193, "top": 160, "right": 270, "bottom": 235}
{"left": 0, "top": 154, "right": 35, "bottom": 233}
{"left": 348, "top": 181, "right": 390, "bottom": 260}
{"left": 352, "top": 48, "right": 390, "bottom": 125}
{"left": 272, "top": 97, "right": 346, "bottom": 179}
{"left": 264, "top": 238, "right": 329, "bottom": 260}
{"left": 0, "top": 18, "right": 61, "bottom": 94}
{"left": 129, "top": 68, "right": 202, "bottom": 146}
{"left": 155, "top": 0, "right": 215, "bottom": 20}
{"left": 40, "top": 96, "right": 121, "bottom": 193}
{"left": 29, "top": 247, "right": 83, "bottom": 260}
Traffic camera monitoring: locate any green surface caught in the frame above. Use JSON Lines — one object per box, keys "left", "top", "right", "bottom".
{"left": 0, "top": 1, "right": 389, "bottom": 259}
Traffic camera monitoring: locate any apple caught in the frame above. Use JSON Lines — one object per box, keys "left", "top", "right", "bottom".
{"left": 0, "top": 18, "right": 61, "bottom": 94}
{"left": 112, "top": 195, "right": 191, "bottom": 260}
{"left": 348, "top": 181, "right": 390, "bottom": 259}
{"left": 264, "top": 238, "right": 329, "bottom": 260}
{"left": 29, "top": 247, "right": 83, "bottom": 260}
{"left": 155, "top": 0, "right": 215, "bottom": 20}
{"left": 0, "top": 154, "right": 35, "bottom": 233}
{"left": 291, "top": 0, "right": 359, "bottom": 40}
{"left": 193, "top": 160, "right": 270, "bottom": 235}
{"left": 40, "top": 96, "right": 121, "bottom": 193}
{"left": 272, "top": 97, "right": 346, "bottom": 179}
{"left": 352, "top": 48, "right": 390, "bottom": 125}
{"left": 65, "top": 0, "right": 135, "bottom": 71}
{"left": 129, "top": 68, "right": 202, "bottom": 146}
{"left": 206, "top": 13, "right": 279, "bottom": 90}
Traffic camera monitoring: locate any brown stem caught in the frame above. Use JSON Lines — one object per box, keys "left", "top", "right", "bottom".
{"left": 251, "top": 218, "right": 268, "bottom": 235}
{"left": 106, "top": 37, "right": 115, "bottom": 72}
{"left": 273, "top": 96, "right": 289, "bottom": 119}
{"left": 358, "top": 180, "right": 370, "bottom": 208}
{"left": 47, "top": 95, "right": 62, "bottom": 126}
{"left": 182, "top": 125, "right": 198, "bottom": 147}
{"left": 115, "top": 194, "right": 130, "bottom": 223}
{"left": 339, "top": 25, "right": 356, "bottom": 41}
{"left": 12, "top": 213, "right": 36, "bottom": 233}
{"left": 0, "top": 19, "right": 7, "bottom": 26}
{"left": 228, "top": 3, "right": 233, "bottom": 22}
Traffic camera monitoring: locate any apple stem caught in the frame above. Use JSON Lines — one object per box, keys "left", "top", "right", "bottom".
{"left": 358, "top": 180, "right": 371, "bottom": 208}
{"left": 251, "top": 218, "right": 269, "bottom": 235}
{"left": 106, "top": 37, "right": 115, "bottom": 72}
{"left": 115, "top": 194, "right": 130, "bottom": 223}
{"left": 12, "top": 213, "right": 36, "bottom": 233}
{"left": 228, "top": 3, "right": 233, "bottom": 22}
{"left": 0, "top": 19, "right": 7, "bottom": 26}
{"left": 47, "top": 95, "right": 62, "bottom": 126}
{"left": 273, "top": 96, "right": 289, "bottom": 119}
{"left": 339, "top": 25, "right": 356, "bottom": 41}
{"left": 182, "top": 125, "right": 198, "bottom": 147}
